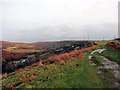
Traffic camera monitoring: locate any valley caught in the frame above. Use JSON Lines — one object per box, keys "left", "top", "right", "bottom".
{"left": 1, "top": 39, "right": 120, "bottom": 89}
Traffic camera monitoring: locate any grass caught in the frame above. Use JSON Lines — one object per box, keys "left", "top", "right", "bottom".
{"left": 5, "top": 49, "right": 41, "bottom": 53}
{"left": 100, "top": 46, "right": 120, "bottom": 64}
{"left": 3, "top": 40, "right": 118, "bottom": 88}
{"left": 2, "top": 52, "right": 107, "bottom": 88}
{"left": 92, "top": 53, "right": 105, "bottom": 65}
{"left": 94, "top": 40, "right": 110, "bottom": 46}
{"left": 91, "top": 49, "right": 118, "bottom": 87}
{"left": 94, "top": 40, "right": 120, "bottom": 64}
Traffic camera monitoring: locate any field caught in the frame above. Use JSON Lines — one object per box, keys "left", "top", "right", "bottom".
{"left": 2, "top": 52, "right": 107, "bottom": 88}
{"left": 1, "top": 40, "right": 120, "bottom": 89}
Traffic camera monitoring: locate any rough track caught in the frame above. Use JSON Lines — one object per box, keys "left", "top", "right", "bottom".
{"left": 89, "top": 49, "right": 120, "bottom": 88}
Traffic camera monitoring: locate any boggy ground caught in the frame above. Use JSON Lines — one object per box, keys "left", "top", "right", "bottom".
{"left": 89, "top": 40, "right": 120, "bottom": 88}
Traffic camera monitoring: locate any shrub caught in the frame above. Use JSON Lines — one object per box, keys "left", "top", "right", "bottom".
{"left": 106, "top": 42, "right": 120, "bottom": 50}
{"left": 19, "top": 74, "right": 28, "bottom": 83}
{"left": 47, "top": 45, "right": 97, "bottom": 63}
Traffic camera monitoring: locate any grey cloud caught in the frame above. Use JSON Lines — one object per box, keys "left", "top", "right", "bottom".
{"left": 1, "top": 0, "right": 118, "bottom": 42}
{"left": 2, "top": 23, "right": 117, "bottom": 42}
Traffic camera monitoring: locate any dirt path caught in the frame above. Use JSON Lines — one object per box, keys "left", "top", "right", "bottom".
{"left": 89, "top": 49, "right": 120, "bottom": 88}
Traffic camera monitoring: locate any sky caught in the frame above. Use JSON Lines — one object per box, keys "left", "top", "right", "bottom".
{"left": 1, "top": 0, "right": 119, "bottom": 42}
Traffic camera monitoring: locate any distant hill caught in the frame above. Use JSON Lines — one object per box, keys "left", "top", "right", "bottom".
{"left": 32, "top": 41, "right": 57, "bottom": 48}
{"left": 115, "top": 38, "right": 120, "bottom": 41}
{"left": 0, "top": 41, "right": 42, "bottom": 50}
{"left": 1, "top": 40, "right": 96, "bottom": 51}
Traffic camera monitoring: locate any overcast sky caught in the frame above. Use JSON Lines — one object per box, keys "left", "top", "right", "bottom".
{"left": 1, "top": 0, "right": 119, "bottom": 42}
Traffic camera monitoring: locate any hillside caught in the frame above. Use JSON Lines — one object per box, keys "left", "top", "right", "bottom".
{"left": 2, "top": 52, "right": 106, "bottom": 89}
{"left": 1, "top": 40, "right": 120, "bottom": 89}
{"left": 2, "top": 41, "right": 95, "bottom": 73}
{"left": 1, "top": 41, "right": 42, "bottom": 50}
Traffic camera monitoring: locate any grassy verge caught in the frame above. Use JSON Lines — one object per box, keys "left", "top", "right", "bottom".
{"left": 101, "top": 46, "right": 120, "bottom": 64}
{"left": 91, "top": 51, "right": 118, "bottom": 88}
{"left": 93, "top": 41, "right": 120, "bottom": 65}
{"left": 92, "top": 53, "right": 105, "bottom": 66}
{"left": 2, "top": 52, "right": 107, "bottom": 88}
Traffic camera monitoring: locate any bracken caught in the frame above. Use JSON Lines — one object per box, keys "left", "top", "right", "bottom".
{"left": 48, "top": 45, "right": 97, "bottom": 62}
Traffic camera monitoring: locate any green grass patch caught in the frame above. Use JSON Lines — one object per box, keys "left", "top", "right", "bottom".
{"left": 8, "top": 49, "right": 41, "bottom": 53}
{"left": 2, "top": 52, "right": 107, "bottom": 88}
{"left": 92, "top": 53, "right": 105, "bottom": 65}
{"left": 101, "top": 46, "right": 120, "bottom": 64}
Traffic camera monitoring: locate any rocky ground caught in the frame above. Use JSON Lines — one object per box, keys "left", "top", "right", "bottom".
{"left": 89, "top": 49, "right": 120, "bottom": 88}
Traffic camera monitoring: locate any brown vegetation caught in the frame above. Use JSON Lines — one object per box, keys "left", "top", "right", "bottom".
{"left": 106, "top": 42, "right": 120, "bottom": 50}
